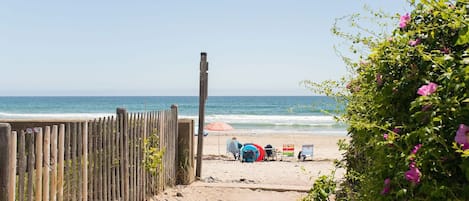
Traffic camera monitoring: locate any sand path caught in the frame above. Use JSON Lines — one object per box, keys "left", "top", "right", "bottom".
{"left": 153, "top": 133, "right": 347, "bottom": 201}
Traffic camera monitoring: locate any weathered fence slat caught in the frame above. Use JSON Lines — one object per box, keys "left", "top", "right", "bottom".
{"left": 58, "top": 124, "right": 65, "bottom": 201}
{"left": 77, "top": 123, "right": 83, "bottom": 201}
{"left": 51, "top": 125, "right": 58, "bottom": 201}
{"left": 93, "top": 119, "right": 98, "bottom": 200}
{"left": 137, "top": 113, "right": 142, "bottom": 201}
{"left": 96, "top": 118, "right": 103, "bottom": 200}
{"left": 82, "top": 122, "right": 89, "bottom": 201}
{"left": 115, "top": 113, "right": 121, "bottom": 200}
{"left": 9, "top": 130, "right": 18, "bottom": 201}
{"left": 18, "top": 130, "right": 26, "bottom": 201}
{"left": 26, "top": 130, "right": 34, "bottom": 201}
{"left": 103, "top": 117, "right": 109, "bottom": 201}
{"left": 43, "top": 126, "right": 51, "bottom": 201}
{"left": 71, "top": 123, "right": 77, "bottom": 201}
{"left": 65, "top": 123, "right": 72, "bottom": 201}
{"left": 35, "top": 128, "right": 43, "bottom": 201}
{"left": 130, "top": 113, "right": 135, "bottom": 201}
{"left": 111, "top": 116, "right": 117, "bottom": 200}
{"left": 106, "top": 117, "right": 112, "bottom": 200}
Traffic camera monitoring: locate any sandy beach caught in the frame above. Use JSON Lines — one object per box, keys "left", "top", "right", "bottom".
{"left": 154, "top": 132, "right": 348, "bottom": 201}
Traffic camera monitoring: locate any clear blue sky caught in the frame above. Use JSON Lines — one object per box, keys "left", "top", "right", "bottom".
{"left": 1, "top": 1, "right": 410, "bottom": 96}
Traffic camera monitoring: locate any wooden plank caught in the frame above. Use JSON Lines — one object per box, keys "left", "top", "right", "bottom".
{"left": 103, "top": 117, "right": 108, "bottom": 201}
{"left": 91, "top": 120, "right": 95, "bottom": 200}
{"left": 8, "top": 130, "right": 18, "bottom": 201}
{"left": 98, "top": 118, "right": 104, "bottom": 201}
{"left": 94, "top": 118, "right": 100, "bottom": 200}
{"left": 26, "top": 130, "right": 34, "bottom": 201}
{"left": 0, "top": 124, "right": 17, "bottom": 201}
{"left": 118, "top": 110, "right": 124, "bottom": 200}
{"left": 65, "top": 123, "right": 72, "bottom": 201}
{"left": 0, "top": 124, "right": 11, "bottom": 201}
{"left": 88, "top": 120, "right": 91, "bottom": 200}
{"left": 71, "top": 123, "right": 77, "bottom": 201}
{"left": 129, "top": 113, "right": 134, "bottom": 201}
{"left": 104, "top": 117, "right": 112, "bottom": 200}
{"left": 111, "top": 116, "right": 118, "bottom": 201}
{"left": 58, "top": 124, "right": 65, "bottom": 201}
{"left": 18, "top": 130, "right": 27, "bottom": 201}
{"left": 51, "top": 125, "right": 58, "bottom": 201}
{"left": 117, "top": 108, "right": 129, "bottom": 201}
{"left": 124, "top": 112, "right": 129, "bottom": 201}
{"left": 77, "top": 123, "right": 83, "bottom": 201}
{"left": 43, "top": 126, "right": 51, "bottom": 201}
{"left": 140, "top": 113, "right": 146, "bottom": 201}
{"left": 35, "top": 128, "right": 43, "bottom": 201}
{"left": 136, "top": 113, "right": 142, "bottom": 201}
{"left": 133, "top": 113, "right": 138, "bottom": 200}
{"left": 115, "top": 114, "right": 121, "bottom": 200}
{"left": 82, "top": 122, "right": 88, "bottom": 201}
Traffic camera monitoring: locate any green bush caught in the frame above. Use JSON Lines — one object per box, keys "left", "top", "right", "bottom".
{"left": 307, "top": 1, "right": 469, "bottom": 200}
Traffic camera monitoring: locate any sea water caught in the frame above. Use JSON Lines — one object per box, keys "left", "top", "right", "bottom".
{"left": 0, "top": 96, "right": 347, "bottom": 135}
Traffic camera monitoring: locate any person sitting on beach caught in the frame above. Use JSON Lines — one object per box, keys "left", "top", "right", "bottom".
{"left": 227, "top": 137, "right": 242, "bottom": 160}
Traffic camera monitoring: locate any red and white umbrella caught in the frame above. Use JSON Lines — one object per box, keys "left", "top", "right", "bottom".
{"left": 204, "top": 122, "right": 234, "bottom": 155}
{"left": 204, "top": 122, "right": 234, "bottom": 131}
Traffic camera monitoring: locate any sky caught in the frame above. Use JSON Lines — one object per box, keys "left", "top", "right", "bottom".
{"left": 1, "top": 1, "right": 411, "bottom": 96}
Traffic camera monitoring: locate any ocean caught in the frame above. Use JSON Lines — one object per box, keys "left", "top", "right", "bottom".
{"left": 0, "top": 96, "right": 346, "bottom": 135}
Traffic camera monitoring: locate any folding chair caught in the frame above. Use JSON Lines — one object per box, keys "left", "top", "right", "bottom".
{"left": 299, "top": 144, "right": 314, "bottom": 161}
{"left": 263, "top": 144, "right": 277, "bottom": 161}
{"left": 280, "top": 144, "right": 295, "bottom": 161}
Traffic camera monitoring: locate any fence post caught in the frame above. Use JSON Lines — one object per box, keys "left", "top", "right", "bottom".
{"left": 196, "top": 52, "right": 208, "bottom": 178}
{"left": 82, "top": 122, "right": 88, "bottom": 201}
{"left": 0, "top": 123, "right": 16, "bottom": 201}
{"left": 176, "top": 119, "right": 195, "bottom": 185}
{"left": 117, "top": 108, "right": 129, "bottom": 201}
{"left": 171, "top": 104, "right": 179, "bottom": 185}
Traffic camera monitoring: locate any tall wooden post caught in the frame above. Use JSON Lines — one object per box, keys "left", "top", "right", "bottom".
{"left": 0, "top": 123, "right": 16, "bottom": 201}
{"left": 116, "top": 108, "right": 129, "bottom": 201}
{"left": 196, "top": 52, "right": 208, "bottom": 178}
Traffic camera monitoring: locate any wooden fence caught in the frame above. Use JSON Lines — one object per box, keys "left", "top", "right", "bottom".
{"left": 0, "top": 106, "right": 180, "bottom": 201}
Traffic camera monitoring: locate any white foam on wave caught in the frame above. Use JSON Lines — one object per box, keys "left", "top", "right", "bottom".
{"left": 0, "top": 112, "right": 114, "bottom": 119}
{"left": 180, "top": 114, "right": 338, "bottom": 125}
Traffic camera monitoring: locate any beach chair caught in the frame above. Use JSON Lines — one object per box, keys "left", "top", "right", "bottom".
{"left": 280, "top": 144, "right": 295, "bottom": 161}
{"left": 299, "top": 144, "right": 314, "bottom": 161}
{"left": 264, "top": 144, "right": 277, "bottom": 161}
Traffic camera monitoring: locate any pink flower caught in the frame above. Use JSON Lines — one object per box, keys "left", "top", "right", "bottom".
{"left": 393, "top": 128, "right": 401, "bottom": 134}
{"left": 455, "top": 124, "right": 469, "bottom": 150}
{"left": 399, "top": 13, "right": 411, "bottom": 28}
{"left": 383, "top": 133, "right": 388, "bottom": 140}
{"left": 411, "top": 144, "right": 422, "bottom": 154}
{"left": 409, "top": 39, "right": 421, "bottom": 46}
{"left": 417, "top": 82, "right": 438, "bottom": 96}
{"left": 405, "top": 162, "right": 421, "bottom": 184}
{"left": 381, "top": 178, "right": 391, "bottom": 195}
{"left": 376, "top": 73, "right": 383, "bottom": 86}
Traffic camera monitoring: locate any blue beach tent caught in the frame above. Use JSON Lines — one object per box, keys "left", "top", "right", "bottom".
{"left": 240, "top": 143, "right": 259, "bottom": 163}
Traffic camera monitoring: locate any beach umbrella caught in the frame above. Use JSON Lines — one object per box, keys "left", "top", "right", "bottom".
{"left": 204, "top": 122, "right": 234, "bottom": 155}
{"left": 204, "top": 122, "right": 234, "bottom": 131}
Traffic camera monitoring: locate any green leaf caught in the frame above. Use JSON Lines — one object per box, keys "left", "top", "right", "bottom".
{"left": 456, "top": 26, "right": 469, "bottom": 45}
